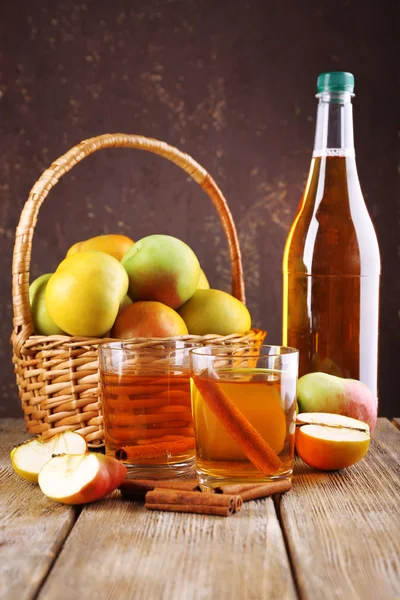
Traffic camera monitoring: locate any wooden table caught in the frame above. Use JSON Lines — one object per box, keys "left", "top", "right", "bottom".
{"left": 1, "top": 418, "right": 399, "bottom": 600}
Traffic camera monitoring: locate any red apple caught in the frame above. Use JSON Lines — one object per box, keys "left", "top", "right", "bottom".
{"left": 297, "top": 372, "right": 377, "bottom": 430}
{"left": 112, "top": 300, "right": 188, "bottom": 338}
{"left": 38, "top": 453, "right": 127, "bottom": 504}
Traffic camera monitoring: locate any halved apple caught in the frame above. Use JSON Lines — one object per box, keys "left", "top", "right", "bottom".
{"left": 38, "top": 453, "right": 127, "bottom": 504}
{"left": 10, "top": 431, "right": 87, "bottom": 483}
{"left": 296, "top": 413, "right": 370, "bottom": 470}
{"left": 296, "top": 412, "right": 369, "bottom": 433}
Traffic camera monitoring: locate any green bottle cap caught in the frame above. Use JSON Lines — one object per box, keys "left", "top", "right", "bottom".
{"left": 317, "top": 72, "right": 355, "bottom": 94}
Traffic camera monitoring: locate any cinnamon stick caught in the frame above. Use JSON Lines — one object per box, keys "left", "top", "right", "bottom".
{"left": 115, "top": 437, "right": 195, "bottom": 460}
{"left": 145, "top": 504, "right": 234, "bottom": 516}
{"left": 120, "top": 477, "right": 290, "bottom": 504}
{"left": 215, "top": 479, "right": 292, "bottom": 501}
{"left": 145, "top": 488, "right": 242, "bottom": 516}
{"left": 193, "top": 376, "right": 283, "bottom": 475}
{"left": 119, "top": 478, "right": 198, "bottom": 500}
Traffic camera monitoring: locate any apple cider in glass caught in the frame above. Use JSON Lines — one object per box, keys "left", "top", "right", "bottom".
{"left": 190, "top": 346, "right": 298, "bottom": 487}
{"left": 99, "top": 342, "right": 199, "bottom": 478}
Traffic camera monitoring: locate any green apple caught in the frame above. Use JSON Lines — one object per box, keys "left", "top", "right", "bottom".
{"left": 178, "top": 289, "right": 251, "bottom": 335}
{"left": 29, "top": 274, "right": 65, "bottom": 335}
{"left": 196, "top": 269, "right": 210, "bottom": 290}
{"left": 121, "top": 234, "right": 200, "bottom": 309}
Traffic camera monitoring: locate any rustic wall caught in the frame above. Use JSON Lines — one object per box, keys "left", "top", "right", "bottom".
{"left": 0, "top": 0, "right": 398, "bottom": 417}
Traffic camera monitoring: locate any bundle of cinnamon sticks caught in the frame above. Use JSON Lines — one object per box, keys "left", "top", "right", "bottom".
{"left": 119, "top": 478, "right": 291, "bottom": 517}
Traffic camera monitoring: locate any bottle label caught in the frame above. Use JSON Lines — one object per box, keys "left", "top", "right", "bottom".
{"left": 313, "top": 148, "right": 355, "bottom": 158}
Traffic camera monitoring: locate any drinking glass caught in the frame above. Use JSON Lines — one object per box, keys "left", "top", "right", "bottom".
{"left": 99, "top": 341, "right": 200, "bottom": 478}
{"left": 190, "top": 345, "right": 299, "bottom": 488}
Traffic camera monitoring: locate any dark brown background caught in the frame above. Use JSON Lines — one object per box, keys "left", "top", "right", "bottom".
{"left": 0, "top": 0, "right": 398, "bottom": 418}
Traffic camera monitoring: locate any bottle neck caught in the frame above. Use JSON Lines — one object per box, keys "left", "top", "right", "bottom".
{"left": 313, "top": 91, "right": 355, "bottom": 158}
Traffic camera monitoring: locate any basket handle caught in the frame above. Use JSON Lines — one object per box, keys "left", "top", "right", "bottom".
{"left": 12, "top": 133, "right": 245, "bottom": 352}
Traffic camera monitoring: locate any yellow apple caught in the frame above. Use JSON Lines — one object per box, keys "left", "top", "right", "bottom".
{"left": 295, "top": 413, "right": 370, "bottom": 470}
{"left": 46, "top": 250, "right": 128, "bottom": 337}
{"left": 178, "top": 289, "right": 251, "bottom": 335}
{"left": 67, "top": 234, "right": 134, "bottom": 261}
{"left": 10, "top": 431, "right": 87, "bottom": 483}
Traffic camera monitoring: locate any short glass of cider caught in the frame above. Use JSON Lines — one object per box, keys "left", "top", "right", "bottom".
{"left": 190, "top": 345, "right": 298, "bottom": 488}
{"left": 99, "top": 341, "right": 200, "bottom": 478}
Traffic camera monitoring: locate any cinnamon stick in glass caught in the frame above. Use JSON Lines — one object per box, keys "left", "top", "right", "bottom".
{"left": 193, "top": 376, "right": 283, "bottom": 474}
{"left": 115, "top": 437, "right": 195, "bottom": 461}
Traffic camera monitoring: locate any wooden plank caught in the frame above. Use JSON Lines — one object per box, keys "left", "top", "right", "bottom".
{"left": 372, "top": 418, "right": 400, "bottom": 461}
{"left": 38, "top": 493, "right": 297, "bottom": 599}
{"left": 278, "top": 418, "right": 400, "bottom": 600}
{"left": 0, "top": 419, "right": 78, "bottom": 600}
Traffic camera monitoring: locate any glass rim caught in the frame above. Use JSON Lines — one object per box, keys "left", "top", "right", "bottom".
{"left": 98, "top": 340, "right": 202, "bottom": 353}
{"left": 189, "top": 344, "right": 299, "bottom": 357}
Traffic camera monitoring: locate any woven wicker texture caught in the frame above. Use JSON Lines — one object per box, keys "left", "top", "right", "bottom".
{"left": 11, "top": 133, "right": 265, "bottom": 446}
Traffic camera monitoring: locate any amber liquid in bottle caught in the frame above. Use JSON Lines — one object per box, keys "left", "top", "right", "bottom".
{"left": 282, "top": 88, "right": 380, "bottom": 399}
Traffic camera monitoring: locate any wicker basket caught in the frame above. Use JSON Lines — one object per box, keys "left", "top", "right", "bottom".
{"left": 11, "top": 133, "right": 266, "bottom": 446}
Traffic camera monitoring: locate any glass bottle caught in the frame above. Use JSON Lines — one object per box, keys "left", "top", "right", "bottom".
{"left": 282, "top": 72, "right": 380, "bottom": 401}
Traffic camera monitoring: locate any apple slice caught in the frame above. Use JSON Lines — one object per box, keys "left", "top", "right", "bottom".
{"left": 296, "top": 413, "right": 370, "bottom": 471}
{"left": 296, "top": 412, "right": 369, "bottom": 433}
{"left": 10, "top": 431, "right": 87, "bottom": 483}
{"left": 38, "top": 453, "right": 127, "bottom": 504}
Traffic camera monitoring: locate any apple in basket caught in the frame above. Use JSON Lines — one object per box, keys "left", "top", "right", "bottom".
{"left": 66, "top": 233, "right": 134, "bottom": 262}
{"left": 112, "top": 300, "right": 188, "bottom": 338}
{"left": 196, "top": 269, "right": 210, "bottom": 290}
{"left": 30, "top": 232, "right": 252, "bottom": 338}
{"left": 45, "top": 250, "right": 129, "bottom": 337}
{"left": 178, "top": 289, "right": 251, "bottom": 336}
{"left": 121, "top": 234, "right": 201, "bottom": 309}
{"left": 29, "top": 273, "right": 65, "bottom": 336}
